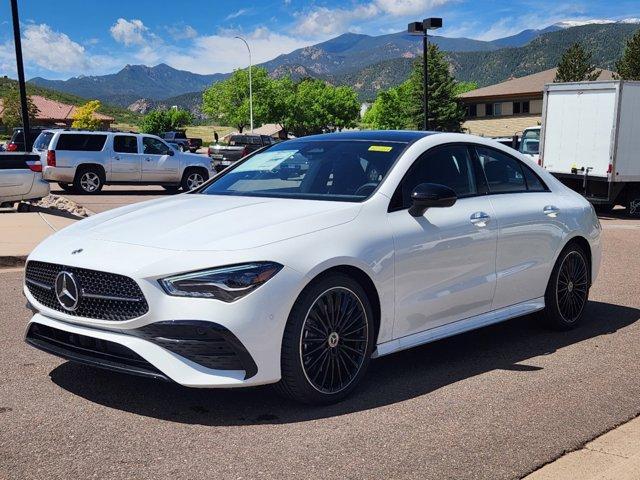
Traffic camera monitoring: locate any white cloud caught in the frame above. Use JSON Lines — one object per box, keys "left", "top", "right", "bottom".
{"left": 167, "top": 24, "right": 198, "bottom": 41}
{"left": 22, "top": 24, "right": 89, "bottom": 72}
{"left": 164, "top": 27, "right": 319, "bottom": 74}
{"left": 110, "top": 18, "right": 148, "bottom": 46}
{"left": 292, "top": 0, "right": 452, "bottom": 36}
{"left": 225, "top": 9, "right": 250, "bottom": 21}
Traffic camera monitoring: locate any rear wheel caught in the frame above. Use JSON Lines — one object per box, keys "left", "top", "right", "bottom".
{"left": 181, "top": 168, "right": 208, "bottom": 191}
{"left": 74, "top": 167, "right": 103, "bottom": 194}
{"left": 626, "top": 196, "right": 640, "bottom": 218}
{"left": 275, "top": 273, "right": 375, "bottom": 404}
{"left": 543, "top": 244, "right": 590, "bottom": 330}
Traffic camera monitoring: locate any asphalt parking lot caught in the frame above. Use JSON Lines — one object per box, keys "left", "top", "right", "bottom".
{"left": 1, "top": 213, "right": 639, "bottom": 480}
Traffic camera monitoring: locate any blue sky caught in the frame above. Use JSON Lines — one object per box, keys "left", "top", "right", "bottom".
{"left": 0, "top": 0, "right": 638, "bottom": 79}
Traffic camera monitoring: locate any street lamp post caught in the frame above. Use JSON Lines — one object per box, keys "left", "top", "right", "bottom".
{"left": 10, "top": 0, "right": 30, "bottom": 151}
{"left": 408, "top": 18, "right": 443, "bottom": 131}
{"left": 235, "top": 36, "right": 253, "bottom": 133}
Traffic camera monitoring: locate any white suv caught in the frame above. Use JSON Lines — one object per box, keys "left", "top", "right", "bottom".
{"left": 33, "top": 130, "right": 213, "bottom": 194}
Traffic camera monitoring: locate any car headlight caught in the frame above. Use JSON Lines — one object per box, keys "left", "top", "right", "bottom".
{"left": 159, "top": 262, "right": 283, "bottom": 302}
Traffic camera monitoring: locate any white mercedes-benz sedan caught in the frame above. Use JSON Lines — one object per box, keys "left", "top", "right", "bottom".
{"left": 24, "top": 131, "right": 601, "bottom": 404}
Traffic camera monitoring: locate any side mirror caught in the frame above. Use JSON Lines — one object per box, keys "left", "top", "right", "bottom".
{"left": 167, "top": 148, "right": 175, "bottom": 156}
{"left": 408, "top": 183, "right": 457, "bottom": 217}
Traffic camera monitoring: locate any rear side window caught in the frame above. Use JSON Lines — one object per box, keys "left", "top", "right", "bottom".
{"left": 475, "top": 146, "right": 527, "bottom": 193}
{"left": 113, "top": 135, "right": 138, "bottom": 154}
{"left": 56, "top": 134, "right": 107, "bottom": 152}
{"left": 521, "top": 163, "right": 548, "bottom": 192}
{"left": 33, "top": 132, "right": 54, "bottom": 151}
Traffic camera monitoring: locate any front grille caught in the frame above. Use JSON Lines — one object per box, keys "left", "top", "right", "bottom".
{"left": 25, "top": 261, "right": 149, "bottom": 321}
{"left": 25, "top": 323, "right": 168, "bottom": 381}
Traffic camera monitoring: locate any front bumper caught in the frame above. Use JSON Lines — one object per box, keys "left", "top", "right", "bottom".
{"left": 23, "top": 249, "right": 305, "bottom": 388}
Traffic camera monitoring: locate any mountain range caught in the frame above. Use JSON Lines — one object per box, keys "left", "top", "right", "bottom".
{"left": 27, "top": 19, "right": 640, "bottom": 113}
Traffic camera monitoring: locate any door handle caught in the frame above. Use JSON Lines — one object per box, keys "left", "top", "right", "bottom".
{"left": 114, "top": 156, "right": 120, "bottom": 161}
{"left": 145, "top": 157, "right": 152, "bottom": 162}
{"left": 543, "top": 205, "right": 560, "bottom": 217}
{"left": 470, "top": 211, "right": 491, "bottom": 227}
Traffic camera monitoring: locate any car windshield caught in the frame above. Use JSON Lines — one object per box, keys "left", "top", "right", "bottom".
{"left": 520, "top": 129, "right": 540, "bottom": 155}
{"left": 200, "top": 139, "right": 407, "bottom": 202}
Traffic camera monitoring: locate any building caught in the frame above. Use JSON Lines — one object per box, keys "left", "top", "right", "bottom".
{"left": 0, "top": 95, "right": 114, "bottom": 130}
{"left": 459, "top": 68, "right": 615, "bottom": 137}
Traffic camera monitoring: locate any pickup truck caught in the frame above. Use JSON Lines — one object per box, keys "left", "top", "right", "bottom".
{"left": 161, "top": 131, "right": 202, "bottom": 153}
{"left": 207, "top": 134, "right": 277, "bottom": 172}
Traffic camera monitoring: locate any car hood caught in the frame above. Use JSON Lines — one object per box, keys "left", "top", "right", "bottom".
{"left": 55, "top": 194, "right": 362, "bottom": 251}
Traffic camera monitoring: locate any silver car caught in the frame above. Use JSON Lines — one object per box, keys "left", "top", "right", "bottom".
{"left": 0, "top": 153, "right": 50, "bottom": 208}
{"left": 33, "top": 130, "right": 214, "bottom": 194}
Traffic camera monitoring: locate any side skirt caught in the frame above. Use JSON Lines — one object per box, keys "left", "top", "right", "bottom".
{"left": 373, "top": 297, "right": 545, "bottom": 358}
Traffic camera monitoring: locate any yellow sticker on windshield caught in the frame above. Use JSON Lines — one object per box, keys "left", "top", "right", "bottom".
{"left": 368, "top": 145, "right": 393, "bottom": 152}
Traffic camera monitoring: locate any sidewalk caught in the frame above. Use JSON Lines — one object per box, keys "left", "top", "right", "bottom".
{"left": 525, "top": 415, "right": 640, "bottom": 479}
{"left": 0, "top": 212, "right": 76, "bottom": 267}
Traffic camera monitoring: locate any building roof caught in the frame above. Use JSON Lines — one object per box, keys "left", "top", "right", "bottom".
{"left": 0, "top": 95, "right": 113, "bottom": 122}
{"left": 252, "top": 123, "right": 284, "bottom": 136}
{"left": 460, "top": 68, "right": 616, "bottom": 101}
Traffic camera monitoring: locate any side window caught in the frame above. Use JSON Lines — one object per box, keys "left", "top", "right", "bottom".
{"left": 521, "top": 163, "right": 548, "bottom": 192}
{"left": 476, "top": 146, "right": 527, "bottom": 194}
{"left": 113, "top": 135, "right": 138, "bottom": 154}
{"left": 143, "top": 137, "right": 171, "bottom": 155}
{"left": 56, "top": 134, "right": 107, "bottom": 151}
{"left": 395, "top": 145, "right": 477, "bottom": 209}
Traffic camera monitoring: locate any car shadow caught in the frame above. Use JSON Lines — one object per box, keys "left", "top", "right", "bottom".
{"left": 49, "top": 300, "right": 639, "bottom": 426}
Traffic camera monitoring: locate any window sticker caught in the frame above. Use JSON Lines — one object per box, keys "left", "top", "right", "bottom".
{"left": 368, "top": 145, "right": 393, "bottom": 152}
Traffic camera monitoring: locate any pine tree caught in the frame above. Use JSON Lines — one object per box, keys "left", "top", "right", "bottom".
{"left": 616, "top": 29, "right": 640, "bottom": 80}
{"left": 406, "top": 44, "right": 466, "bottom": 132}
{"left": 554, "top": 43, "right": 601, "bottom": 82}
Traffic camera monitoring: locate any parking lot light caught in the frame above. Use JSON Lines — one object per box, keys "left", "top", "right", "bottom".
{"left": 408, "top": 17, "right": 443, "bottom": 130}
{"left": 235, "top": 36, "right": 254, "bottom": 133}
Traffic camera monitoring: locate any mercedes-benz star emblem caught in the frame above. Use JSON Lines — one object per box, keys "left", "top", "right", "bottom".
{"left": 55, "top": 271, "right": 80, "bottom": 311}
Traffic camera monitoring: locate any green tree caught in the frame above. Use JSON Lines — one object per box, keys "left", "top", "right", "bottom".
{"left": 202, "top": 66, "right": 272, "bottom": 132}
{"left": 362, "top": 82, "right": 413, "bottom": 130}
{"left": 616, "top": 29, "right": 640, "bottom": 80}
{"left": 454, "top": 81, "right": 478, "bottom": 96}
{"left": 139, "top": 110, "right": 172, "bottom": 135}
{"left": 139, "top": 108, "right": 192, "bottom": 135}
{"left": 405, "top": 44, "right": 466, "bottom": 131}
{"left": 168, "top": 108, "right": 193, "bottom": 129}
{"left": 71, "top": 100, "right": 102, "bottom": 130}
{"left": 261, "top": 77, "right": 360, "bottom": 137}
{"left": 1, "top": 87, "right": 39, "bottom": 130}
{"left": 554, "top": 43, "right": 601, "bottom": 82}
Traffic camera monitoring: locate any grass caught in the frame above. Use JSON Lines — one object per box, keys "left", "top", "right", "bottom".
{"left": 111, "top": 123, "right": 236, "bottom": 144}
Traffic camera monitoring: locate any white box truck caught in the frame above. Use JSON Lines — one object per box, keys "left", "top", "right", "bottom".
{"left": 540, "top": 80, "right": 640, "bottom": 215}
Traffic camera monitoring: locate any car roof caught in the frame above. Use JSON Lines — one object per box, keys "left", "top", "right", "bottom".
{"left": 295, "top": 130, "right": 437, "bottom": 143}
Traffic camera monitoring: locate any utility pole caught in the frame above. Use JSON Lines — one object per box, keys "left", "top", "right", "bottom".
{"left": 10, "top": 0, "right": 31, "bottom": 151}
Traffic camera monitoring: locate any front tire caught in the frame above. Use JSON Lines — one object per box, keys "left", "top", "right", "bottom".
{"left": 543, "top": 244, "right": 590, "bottom": 330}
{"left": 181, "top": 168, "right": 208, "bottom": 191}
{"left": 275, "top": 273, "right": 375, "bottom": 404}
{"left": 57, "top": 183, "right": 74, "bottom": 192}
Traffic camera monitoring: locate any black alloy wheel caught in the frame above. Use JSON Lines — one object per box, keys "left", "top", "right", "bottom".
{"left": 300, "top": 287, "right": 369, "bottom": 395}
{"left": 276, "top": 272, "right": 375, "bottom": 404}
{"left": 544, "top": 244, "right": 590, "bottom": 330}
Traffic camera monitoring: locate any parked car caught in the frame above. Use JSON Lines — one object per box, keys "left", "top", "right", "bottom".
{"left": 33, "top": 129, "right": 213, "bottom": 194}
{"left": 23, "top": 131, "right": 601, "bottom": 404}
{"left": 540, "top": 81, "right": 640, "bottom": 215}
{"left": 6, "top": 126, "right": 48, "bottom": 152}
{"left": 161, "top": 131, "right": 202, "bottom": 153}
{"left": 0, "top": 152, "right": 50, "bottom": 208}
{"left": 208, "top": 134, "right": 276, "bottom": 172}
